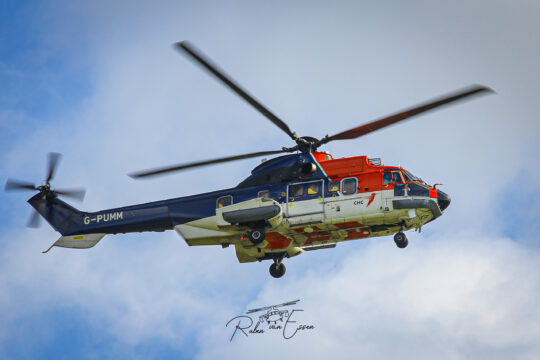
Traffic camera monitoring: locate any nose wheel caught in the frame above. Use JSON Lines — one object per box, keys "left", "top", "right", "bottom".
{"left": 249, "top": 228, "right": 266, "bottom": 245}
{"left": 394, "top": 231, "right": 408, "bottom": 248}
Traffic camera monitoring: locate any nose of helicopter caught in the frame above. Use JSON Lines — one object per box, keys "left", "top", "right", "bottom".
{"left": 437, "top": 189, "right": 451, "bottom": 211}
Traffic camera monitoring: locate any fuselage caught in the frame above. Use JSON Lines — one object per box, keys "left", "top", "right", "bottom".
{"left": 29, "top": 152, "right": 450, "bottom": 262}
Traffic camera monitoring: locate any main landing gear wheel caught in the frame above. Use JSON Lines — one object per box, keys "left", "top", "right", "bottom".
{"left": 394, "top": 232, "right": 408, "bottom": 248}
{"left": 269, "top": 262, "right": 286, "bottom": 278}
{"left": 249, "top": 228, "right": 265, "bottom": 245}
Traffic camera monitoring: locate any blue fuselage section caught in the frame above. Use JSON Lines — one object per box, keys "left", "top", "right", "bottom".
{"left": 29, "top": 153, "right": 330, "bottom": 236}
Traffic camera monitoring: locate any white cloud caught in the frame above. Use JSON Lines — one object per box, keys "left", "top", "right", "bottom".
{"left": 196, "top": 231, "right": 540, "bottom": 359}
{"left": 1, "top": 0, "right": 540, "bottom": 358}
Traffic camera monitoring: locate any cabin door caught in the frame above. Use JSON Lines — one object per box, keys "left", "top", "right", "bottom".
{"left": 286, "top": 180, "right": 324, "bottom": 217}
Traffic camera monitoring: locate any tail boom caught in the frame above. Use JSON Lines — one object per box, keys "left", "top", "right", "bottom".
{"left": 28, "top": 192, "right": 174, "bottom": 252}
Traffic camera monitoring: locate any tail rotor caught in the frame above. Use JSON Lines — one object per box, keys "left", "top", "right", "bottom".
{"left": 5, "top": 152, "right": 86, "bottom": 228}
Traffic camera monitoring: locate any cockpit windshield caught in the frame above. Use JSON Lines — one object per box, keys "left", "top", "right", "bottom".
{"left": 402, "top": 170, "right": 423, "bottom": 183}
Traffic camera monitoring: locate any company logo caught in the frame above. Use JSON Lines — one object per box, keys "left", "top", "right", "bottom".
{"left": 226, "top": 299, "right": 315, "bottom": 341}
{"left": 354, "top": 193, "right": 376, "bottom": 206}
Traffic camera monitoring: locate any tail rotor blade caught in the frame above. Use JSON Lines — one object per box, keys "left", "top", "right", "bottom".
{"left": 27, "top": 210, "right": 41, "bottom": 228}
{"left": 6, "top": 152, "right": 87, "bottom": 229}
{"left": 55, "top": 188, "right": 86, "bottom": 201}
{"left": 46, "top": 152, "right": 62, "bottom": 184}
{"left": 5, "top": 179, "right": 37, "bottom": 192}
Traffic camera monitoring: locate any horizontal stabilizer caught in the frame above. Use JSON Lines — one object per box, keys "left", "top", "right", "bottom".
{"left": 42, "top": 233, "right": 106, "bottom": 253}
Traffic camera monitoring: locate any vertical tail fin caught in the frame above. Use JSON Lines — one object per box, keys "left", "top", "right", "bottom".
{"left": 5, "top": 152, "right": 103, "bottom": 252}
{"left": 27, "top": 192, "right": 85, "bottom": 236}
{"left": 28, "top": 192, "right": 107, "bottom": 252}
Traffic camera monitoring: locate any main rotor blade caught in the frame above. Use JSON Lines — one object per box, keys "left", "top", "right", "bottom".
{"left": 55, "top": 188, "right": 86, "bottom": 201}
{"left": 46, "top": 152, "right": 62, "bottom": 183}
{"left": 129, "top": 149, "right": 289, "bottom": 179}
{"left": 5, "top": 179, "right": 37, "bottom": 191}
{"left": 322, "top": 85, "right": 494, "bottom": 143}
{"left": 175, "top": 41, "right": 298, "bottom": 141}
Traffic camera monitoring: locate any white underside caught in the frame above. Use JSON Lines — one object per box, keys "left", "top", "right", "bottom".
{"left": 174, "top": 191, "right": 437, "bottom": 262}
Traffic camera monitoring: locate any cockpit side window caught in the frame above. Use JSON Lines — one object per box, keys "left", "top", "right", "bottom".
{"left": 392, "top": 171, "right": 403, "bottom": 183}
{"left": 384, "top": 171, "right": 403, "bottom": 184}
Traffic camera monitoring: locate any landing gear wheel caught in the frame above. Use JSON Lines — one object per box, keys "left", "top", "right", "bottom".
{"left": 249, "top": 228, "right": 265, "bottom": 245}
{"left": 269, "top": 262, "right": 286, "bottom": 278}
{"left": 394, "top": 232, "right": 408, "bottom": 248}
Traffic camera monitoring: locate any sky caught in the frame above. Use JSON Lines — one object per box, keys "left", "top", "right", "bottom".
{"left": 1, "top": 0, "right": 539, "bottom": 359}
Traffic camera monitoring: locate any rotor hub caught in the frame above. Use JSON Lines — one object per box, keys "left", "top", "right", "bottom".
{"left": 296, "top": 136, "right": 320, "bottom": 153}
{"left": 37, "top": 183, "right": 51, "bottom": 192}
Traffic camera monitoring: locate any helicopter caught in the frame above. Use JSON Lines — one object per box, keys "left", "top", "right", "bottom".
{"left": 5, "top": 41, "right": 494, "bottom": 278}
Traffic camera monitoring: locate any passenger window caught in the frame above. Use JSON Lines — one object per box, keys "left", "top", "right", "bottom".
{"left": 341, "top": 178, "right": 357, "bottom": 195}
{"left": 327, "top": 181, "right": 340, "bottom": 195}
{"left": 383, "top": 172, "right": 392, "bottom": 184}
{"left": 291, "top": 185, "right": 303, "bottom": 197}
{"left": 216, "top": 195, "right": 232, "bottom": 208}
{"left": 258, "top": 190, "right": 270, "bottom": 199}
{"left": 306, "top": 182, "right": 321, "bottom": 195}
